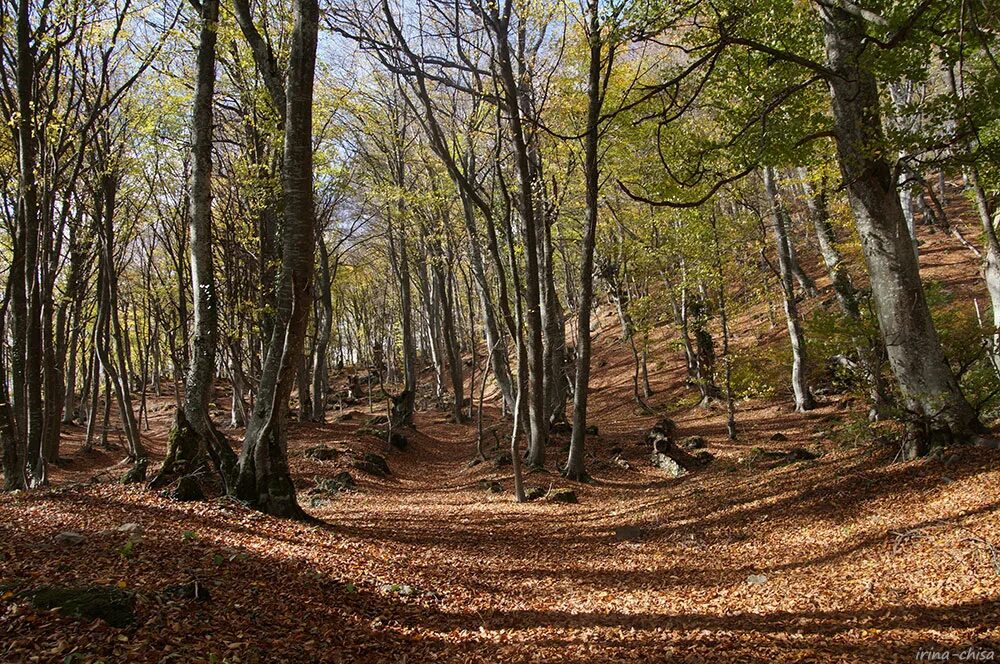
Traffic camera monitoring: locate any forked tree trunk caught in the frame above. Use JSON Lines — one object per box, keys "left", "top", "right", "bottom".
{"left": 234, "top": 0, "right": 319, "bottom": 518}
{"left": 491, "top": 14, "right": 547, "bottom": 467}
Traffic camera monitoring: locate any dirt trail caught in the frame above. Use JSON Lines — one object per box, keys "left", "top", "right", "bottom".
{"left": 2, "top": 219, "right": 1000, "bottom": 662}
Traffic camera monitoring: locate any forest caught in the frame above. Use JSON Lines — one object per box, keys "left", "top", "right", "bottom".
{"left": 0, "top": 0, "right": 999, "bottom": 660}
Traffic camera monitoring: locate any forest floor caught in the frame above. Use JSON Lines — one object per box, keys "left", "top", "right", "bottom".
{"left": 2, "top": 203, "right": 1000, "bottom": 662}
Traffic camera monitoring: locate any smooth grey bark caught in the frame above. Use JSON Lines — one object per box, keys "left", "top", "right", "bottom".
{"left": 963, "top": 164, "right": 1000, "bottom": 374}
{"left": 458, "top": 188, "right": 515, "bottom": 411}
{"left": 432, "top": 246, "right": 465, "bottom": 422}
{"left": 489, "top": 9, "right": 547, "bottom": 467}
{"left": 159, "top": 0, "right": 238, "bottom": 490}
{"left": 0, "top": 289, "right": 23, "bottom": 489}
{"left": 799, "top": 168, "right": 887, "bottom": 414}
{"left": 83, "top": 348, "right": 101, "bottom": 451}
{"left": 96, "top": 168, "right": 147, "bottom": 470}
{"left": 229, "top": 341, "right": 249, "bottom": 428}
{"left": 234, "top": 0, "right": 318, "bottom": 518}
{"left": 888, "top": 81, "right": 921, "bottom": 261}
{"left": 417, "top": 234, "right": 446, "bottom": 397}
{"left": 311, "top": 236, "right": 334, "bottom": 422}
{"left": 764, "top": 167, "right": 815, "bottom": 412}
{"left": 541, "top": 220, "right": 568, "bottom": 425}
{"left": 14, "top": 0, "right": 44, "bottom": 486}
{"left": 710, "top": 214, "right": 737, "bottom": 440}
{"left": 689, "top": 287, "right": 720, "bottom": 405}
{"left": 297, "top": 349, "right": 312, "bottom": 421}
{"left": 565, "top": 0, "right": 602, "bottom": 481}
{"left": 371, "top": 3, "right": 516, "bottom": 412}
{"left": 819, "top": 5, "right": 978, "bottom": 444}
{"left": 389, "top": 129, "right": 417, "bottom": 425}
{"left": 799, "top": 168, "right": 859, "bottom": 317}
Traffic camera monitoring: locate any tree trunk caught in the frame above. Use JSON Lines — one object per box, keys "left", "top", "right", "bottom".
{"left": 764, "top": 166, "right": 815, "bottom": 412}
{"left": 432, "top": 253, "right": 464, "bottom": 422}
{"left": 234, "top": 0, "right": 319, "bottom": 518}
{"left": 565, "top": 0, "right": 601, "bottom": 482}
{"left": 15, "top": 0, "right": 45, "bottom": 487}
{"left": 156, "top": 0, "right": 238, "bottom": 490}
{"left": 0, "top": 289, "right": 24, "bottom": 489}
{"left": 491, "top": 15, "right": 546, "bottom": 467}
{"left": 458, "top": 188, "right": 514, "bottom": 411}
{"left": 799, "top": 168, "right": 859, "bottom": 317}
{"left": 820, "top": 5, "right": 978, "bottom": 445}
{"left": 943, "top": 63, "right": 1000, "bottom": 375}
{"left": 311, "top": 237, "right": 334, "bottom": 422}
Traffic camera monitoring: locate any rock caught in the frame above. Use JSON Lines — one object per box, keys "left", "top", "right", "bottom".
{"left": 380, "top": 583, "right": 417, "bottom": 597}
{"left": 54, "top": 531, "right": 87, "bottom": 546}
{"left": 973, "top": 436, "right": 1000, "bottom": 449}
{"left": 313, "top": 472, "right": 355, "bottom": 493}
{"left": 172, "top": 475, "right": 204, "bottom": 502}
{"left": 353, "top": 453, "right": 390, "bottom": 477}
{"left": 785, "top": 447, "right": 818, "bottom": 461}
{"left": 163, "top": 580, "right": 211, "bottom": 602}
{"left": 680, "top": 436, "right": 707, "bottom": 450}
{"left": 769, "top": 432, "right": 788, "bottom": 442}
{"left": 646, "top": 418, "right": 676, "bottom": 445}
{"left": 749, "top": 447, "right": 817, "bottom": 467}
{"left": 389, "top": 432, "right": 408, "bottom": 450}
{"left": 546, "top": 488, "right": 577, "bottom": 504}
{"left": 615, "top": 457, "right": 632, "bottom": 470}
{"left": 650, "top": 452, "right": 688, "bottom": 478}
{"left": 549, "top": 420, "right": 571, "bottom": 434}
{"left": 305, "top": 445, "right": 341, "bottom": 461}
{"left": 524, "top": 487, "right": 546, "bottom": 502}
{"left": 746, "top": 574, "right": 768, "bottom": 586}
{"left": 478, "top": 480, "right": 503, "bottom": 494}
{"left": 614, "top": 525, "right": 642, "bottom": 542}
{"left": 29, "top": 585, "right": 135, "bottom": 627}
{"left": 692, "top": 450, "right": 715, "bottom": 465}
{"left": 117, "top": 523, "right": 142, "bottom": 534}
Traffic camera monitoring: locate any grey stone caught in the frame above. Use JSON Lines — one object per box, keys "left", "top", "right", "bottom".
{"left": 30, "top": 585, "right": 134, "bottom": 627}
{"left": 614, "top": 525, "right": 642, "bottom": 542}
{"left": 546, "top": 488, "right": 578, "bottom": 504}
{"left": 650, "top": 452, "right": 688, "bottom": 478}
{"left": 680, "top": 436, "right": 707, "bottom": 450}
{"left": 54, "top": 531, "right": 86, "bottom": 545}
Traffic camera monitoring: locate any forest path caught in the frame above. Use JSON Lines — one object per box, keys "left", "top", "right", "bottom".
{"left": 4, "top": 224, "right": 1000, "bottom": 661}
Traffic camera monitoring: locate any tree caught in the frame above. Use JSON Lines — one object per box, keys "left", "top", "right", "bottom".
{"left": 233, "top": 0, "right": 320, "bottom": 518}
{"left": 154, "top": 0, "right": 238, "bottom": 489}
